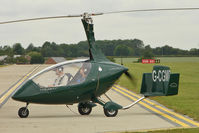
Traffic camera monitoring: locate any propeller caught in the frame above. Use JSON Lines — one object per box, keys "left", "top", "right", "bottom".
{"left": 0, "top": 7, "right": 199, "bottom": 24}
{"left": 124, "top": 71, "right": 137, "bottom": 88}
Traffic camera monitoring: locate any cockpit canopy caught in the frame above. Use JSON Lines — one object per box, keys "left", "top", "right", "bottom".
{"left": 31, "top": 59, "right": 91, "bottom": 88}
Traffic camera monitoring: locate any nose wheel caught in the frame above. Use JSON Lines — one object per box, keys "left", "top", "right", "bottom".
{"left": 18, "top": 103, "right": 29, "bottom": 118}
{"left": 78, "top": 103, "right": 92, "bottom": 115}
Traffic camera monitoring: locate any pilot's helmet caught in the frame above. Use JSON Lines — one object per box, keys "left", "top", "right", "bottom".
{"left": 54, "top": 66, "right": 63, "bottom": 72}
{"left": 58, "top": 67, "right": 63, "bottom": 72}
{"left": 82, "top": 64, "right": 89, "bottom": 74}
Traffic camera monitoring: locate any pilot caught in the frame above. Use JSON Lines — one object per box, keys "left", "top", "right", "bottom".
{"left": 49, "top": 66, "right": 66, "bottom": 87}
{"left": 66, "top": 63, "right": 90, "bottom": 85}
{"left": 80, "top": 66, "right": 86, "bottom": 78}
{"left": 76, "top": 63, "right": 89, "bottom": 83}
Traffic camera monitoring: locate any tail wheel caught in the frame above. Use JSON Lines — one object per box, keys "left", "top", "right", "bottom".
{"left": 18, "top": 107, "right": 29, "bottom": 118}
{"left": 78, "top": 103, "right": 92, "bottom": 115}
{"left": 104, "top": 108, "right": 118, "bottom": 117}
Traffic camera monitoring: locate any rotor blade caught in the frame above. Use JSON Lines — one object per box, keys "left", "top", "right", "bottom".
{"left": 0, "top": 14, "right": 82, "bottom": 24}
{"left": 0, "top": 12, "right": 104, "bottom": 25}
{"left": 103, "top": 7, "right": 199, "bottom": 15}
{"left": 1, "top": 7, "right": 198, "bottom": 24}
{"left": 124, "top": 71, "right": 137, "bottom": 87}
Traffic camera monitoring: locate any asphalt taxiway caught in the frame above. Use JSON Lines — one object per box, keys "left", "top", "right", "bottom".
{"left": 0, "top": 65, "right": 198, "bottom": 133}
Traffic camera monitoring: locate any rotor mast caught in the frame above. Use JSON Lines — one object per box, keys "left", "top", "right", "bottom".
{"left": 81, "top": 13, "right": 95, "bottom": 60}
{"left": 81, "top": 13, "right": 110, "bottom": 62}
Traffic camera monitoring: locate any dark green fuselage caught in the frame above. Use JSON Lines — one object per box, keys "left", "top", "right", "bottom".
{"left": 12, "top": 61, "right": 127, "bottom": 104}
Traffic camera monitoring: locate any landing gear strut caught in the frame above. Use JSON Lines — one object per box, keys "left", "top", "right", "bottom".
{"left": 18, "top": 103, "right": 29, "bottom": 118}
{"left": 92, "top": 97, "right": 122, "bottom": 117}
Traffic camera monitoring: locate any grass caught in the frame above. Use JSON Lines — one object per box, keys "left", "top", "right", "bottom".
{"left": 115, "top": 57, "right": 199, "bottom": 63}
{"left": 116, "top": 57, "right": 199, "bottom": 133}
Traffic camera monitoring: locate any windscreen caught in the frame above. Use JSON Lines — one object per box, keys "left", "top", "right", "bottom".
{"left": 33, "top": 62, "right": 91, "bottom": 88}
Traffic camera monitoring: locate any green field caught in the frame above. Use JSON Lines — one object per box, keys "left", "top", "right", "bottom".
{"left": 115, "top": 57, "right": 199, "bottom": 63}
{"left": 116, "top": 57, "right": 199, "bottom": 133}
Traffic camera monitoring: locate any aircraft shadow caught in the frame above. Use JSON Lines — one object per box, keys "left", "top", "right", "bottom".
{"left": 25, "top": 112, "right": 154, "bottom": 119}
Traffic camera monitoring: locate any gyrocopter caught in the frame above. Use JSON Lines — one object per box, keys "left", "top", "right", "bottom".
{"left": 0, "top": 7, "right": 197, "bottom": 118}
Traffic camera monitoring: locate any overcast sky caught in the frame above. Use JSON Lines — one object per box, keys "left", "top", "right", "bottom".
{"left": 0, "top": 0, "right": 199, "bottom": 50}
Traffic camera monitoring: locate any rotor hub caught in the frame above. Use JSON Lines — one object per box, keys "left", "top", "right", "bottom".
{"left": 82, "top": 12, "right": 93, "bottom": 24}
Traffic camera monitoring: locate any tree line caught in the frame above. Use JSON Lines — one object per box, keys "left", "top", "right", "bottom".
{"left": 0, "top": 39, "right": 199, "bottom": 58}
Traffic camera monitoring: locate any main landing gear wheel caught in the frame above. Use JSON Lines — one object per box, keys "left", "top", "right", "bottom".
{"left": 18, "top": 107, "right": 29, "bottom": 118}
{"left": 104, "top": 108, "right": 118, "bottom": 117}
{"left": 78, "top": 103, "right": 92, "bottom": 115}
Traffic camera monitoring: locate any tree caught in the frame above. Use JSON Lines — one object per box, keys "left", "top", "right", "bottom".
{"left": 114, "top": 44, "right": 132, "bottom": 56}
{"left": 2, "top": 39, "right": 199, "bottom": 58}
{"left": 143, "top": 45, "right": 154, "bottom": 59}
{"left": 28, "top": 52, "right": 44, "bottom": 64}
{"left": 2, "top": 45, "right": 14, "bottom": 56}
{"left": 190, "top": 48, "right": 199, "bottom": 55}
{"left": 13, "top": 43, "right": 24, "bottom": 55}
{"left": 15, "top": 56, "right": 29, "bottom": 64}
{"left": 26, "top": 43, "right": 41, "bottom": 53}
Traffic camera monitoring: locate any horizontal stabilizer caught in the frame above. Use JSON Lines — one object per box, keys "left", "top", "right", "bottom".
{"left": 140, "top": 65, "right": 180, "bottom": 96}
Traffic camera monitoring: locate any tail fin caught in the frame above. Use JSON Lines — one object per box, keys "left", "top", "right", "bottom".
{"left": 81, "top": 19, "right": 110, "bottom": 62}
{"left": 140, "top": 65, "right": 180, "bottom": 96}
